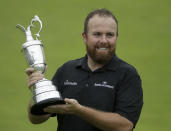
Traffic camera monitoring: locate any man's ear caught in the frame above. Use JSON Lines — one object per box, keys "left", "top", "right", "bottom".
{"left": 82, "top": 32, "right": 87, "bottom": 43}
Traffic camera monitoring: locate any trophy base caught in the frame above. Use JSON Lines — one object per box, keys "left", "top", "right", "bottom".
{"left": 31, "top": 98, "right": 65, "bottom": 115}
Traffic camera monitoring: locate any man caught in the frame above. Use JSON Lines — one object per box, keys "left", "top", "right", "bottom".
{"left": 26, "top": 8, "right": 143, "bottom": 131}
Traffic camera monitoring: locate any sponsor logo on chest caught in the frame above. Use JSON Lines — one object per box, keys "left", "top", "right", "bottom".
{"left": 64, "top": 80, "right": 77, "bottom": 86}
{"left": 94, "top": 81, "right": 114, "bottom": 89}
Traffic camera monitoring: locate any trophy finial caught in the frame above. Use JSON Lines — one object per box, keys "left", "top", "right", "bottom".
{"left": 31, "top": 15, "right": 43, "bottom": 40}
{"left": 16, "top": 15, "right": 43, "bottom": 42}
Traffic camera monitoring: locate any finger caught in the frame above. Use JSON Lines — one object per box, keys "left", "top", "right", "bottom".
{"left": 44, "top": 108, "right": 63, "bottom": 114}
{"left": 45, "top": 104, "right": 71, "bottom": 112}
{"left": 28, "top": 74, "right": 44, "bottom": 84}
{"left": 25, "top": 67, "right": 35, "bottom": 76}
{"left": 46, "top": 104, "right": 68, "bottom": 109}
{"left": 64, "top": 98, "right": 78, "bottom": 104}
{"left": 29, "top": 72, "right": 44, "bottom": 79}
{"left": 28, "top": 76, "right": 44, "bottom": 83}
{"left": 27, "top": 73, "right": 44, "bottom": 88}
{"left": 28, "top": 79, "right": 38, "bottom": 88}
{"left": 44, "top": 105, "right": 67, "bottom": 113}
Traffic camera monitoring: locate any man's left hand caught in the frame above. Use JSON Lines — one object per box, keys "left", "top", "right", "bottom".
{"left": 44, "top": 98, "right": 81, "bottom": 114}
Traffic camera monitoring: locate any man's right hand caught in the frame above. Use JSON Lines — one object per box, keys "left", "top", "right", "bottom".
{"left": 25, "top": 67, "right": 44, "bottom": 89}
{"left": 25, "top": 67, "right": 51, "bottom": 124}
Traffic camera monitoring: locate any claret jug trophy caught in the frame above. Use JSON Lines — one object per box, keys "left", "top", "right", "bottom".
{"left": 16, "top": 15, "right": 64, "bottom": 115}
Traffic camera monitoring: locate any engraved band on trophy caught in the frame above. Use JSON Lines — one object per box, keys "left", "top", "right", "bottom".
{"left": 16, "top": 15, "right": 65, "bottom": 115}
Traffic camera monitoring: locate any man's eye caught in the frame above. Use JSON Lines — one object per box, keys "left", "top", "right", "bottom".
{"left": 93, "top": 33, "right": 101, "bottom": 37}
{"left": 106, "top": 33, "right": 114, "bottom": 37}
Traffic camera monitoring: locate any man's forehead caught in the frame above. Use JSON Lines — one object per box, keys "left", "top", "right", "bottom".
{"left": 88, "top": 15, "right": 117, "bottom": 25}
{"left": 87, "top": 15, "right": 117, "bottom": 32}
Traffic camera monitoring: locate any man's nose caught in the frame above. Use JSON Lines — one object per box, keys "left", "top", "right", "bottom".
{"left": 100, "top": 35, "right": 108, "bottom": 43}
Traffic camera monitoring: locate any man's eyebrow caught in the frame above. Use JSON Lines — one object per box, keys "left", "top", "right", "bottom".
{"left": 106, "top": 32, "right": 115, "bottom": 34}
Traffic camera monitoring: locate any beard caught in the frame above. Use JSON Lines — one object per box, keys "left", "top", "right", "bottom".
{"left": 86, "top": 44, "right": 116, "bottom": 65}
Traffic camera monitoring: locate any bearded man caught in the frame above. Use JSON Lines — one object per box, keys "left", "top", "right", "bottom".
{"left": 26, "top": 8, "right": 143, "bottom": 131}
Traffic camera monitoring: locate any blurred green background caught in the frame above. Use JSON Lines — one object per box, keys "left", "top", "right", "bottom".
{"left": 0, "top": 0, "right": 170, "bottom": 130}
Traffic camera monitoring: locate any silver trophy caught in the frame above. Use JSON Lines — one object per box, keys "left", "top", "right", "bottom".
{"left": 16, "top": 15, "right": 65, "bottom": 115}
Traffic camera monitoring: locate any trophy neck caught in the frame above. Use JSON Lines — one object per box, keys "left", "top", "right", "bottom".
{"left": 25, "top": 26, "right": 34, "bottom": 42}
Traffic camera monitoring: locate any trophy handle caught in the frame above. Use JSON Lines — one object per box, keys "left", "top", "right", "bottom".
{"left": 30, "top": 15, "right": 42, "bottom": 40}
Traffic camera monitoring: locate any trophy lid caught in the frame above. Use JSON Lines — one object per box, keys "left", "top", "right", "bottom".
{"left": 22, "top": 40, "right": 42, "bottom": 49}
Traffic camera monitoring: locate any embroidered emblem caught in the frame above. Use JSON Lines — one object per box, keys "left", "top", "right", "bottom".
{"left": 94, "top": 81, "right": 114, "bottom": 89}
{"left": 64, "top": 80, "right": 77, "bottom": 86}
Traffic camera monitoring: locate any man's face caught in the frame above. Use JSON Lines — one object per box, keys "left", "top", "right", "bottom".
{"left": 82, "top": 15, "right": 118, "bottom": 64}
